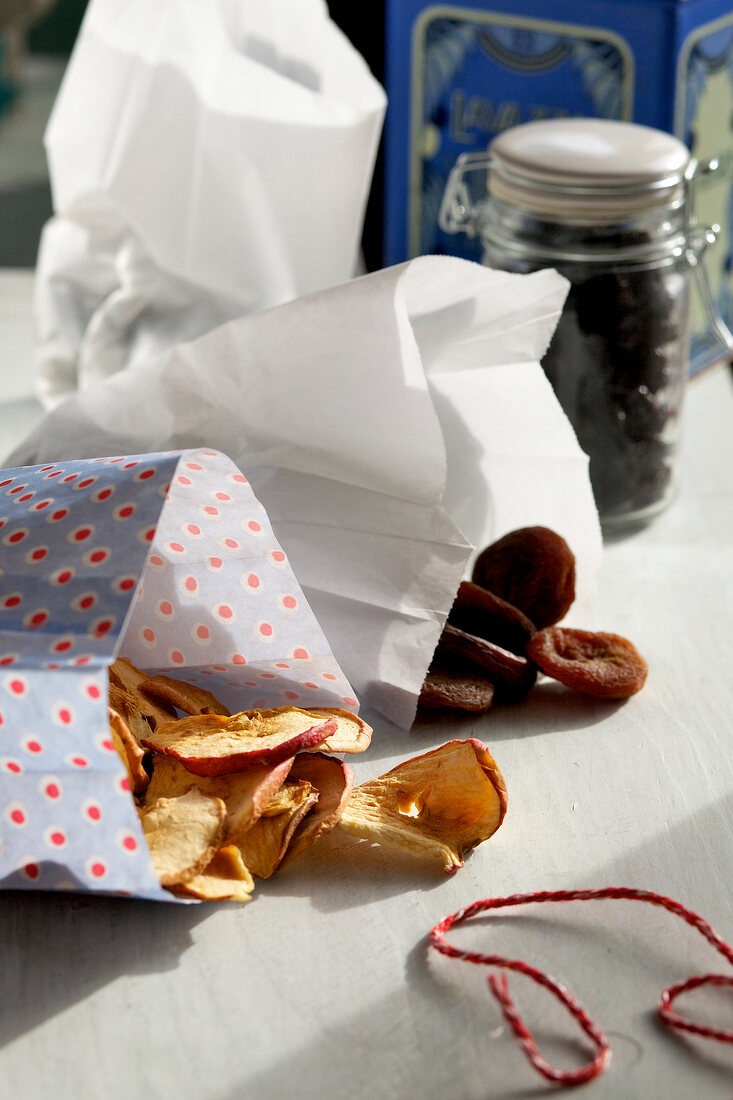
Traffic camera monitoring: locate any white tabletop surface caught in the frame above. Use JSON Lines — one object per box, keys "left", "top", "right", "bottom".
{"left": 1, "top": 269, "right": 732, "bottom": 1099}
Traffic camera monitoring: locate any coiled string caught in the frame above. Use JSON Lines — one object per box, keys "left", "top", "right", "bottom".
{"left": 429, "top": 886, "right": 733, "bottom": 1087}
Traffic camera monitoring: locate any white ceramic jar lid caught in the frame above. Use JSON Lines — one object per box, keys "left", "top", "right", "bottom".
{"left": 489, "top": 118, "right": 691, "bottom": 218}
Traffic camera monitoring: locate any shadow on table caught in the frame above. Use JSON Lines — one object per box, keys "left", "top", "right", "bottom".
{"left": 575, "top": 789, "right": 733, "bottom": 1096}
{"left": 412, "top": 682, "right": 627, "bottom": 747}
{"left": 210, "top": 910, "right": 638, "bottom": 1100}
{"left": 211, "top": 928, "right": 590, "bottom": 1100}
{"left": 359, "top": 684, "right": 627, "bottom": 767}
{"left": 232, "top": 791, "right": 733, "bottom": 1100}
{"left": 266, "top": 827, "right": 452, "bottom": 912}
{"left": 0, "top": 889, "right": 210, "bottom": 1049}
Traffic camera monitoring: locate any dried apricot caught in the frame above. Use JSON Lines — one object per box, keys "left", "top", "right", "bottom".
{"left": 418, "top": 669, "right": 495, "bottom": 713}
{"left": 527, "top": 627, "right": 648, "bottom": 699}
{"left": 436, "top": 624, "right": 537, "bottom": 702}
{"left": 472, "top": 526, "right": 576, "bottom": 629}
{"left": 448, "top": 581, "right": 536, "bottom": 655}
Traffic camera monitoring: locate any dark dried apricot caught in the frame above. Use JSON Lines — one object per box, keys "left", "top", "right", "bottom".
{"left": 527, "top": 627, "right": 648, "bottom": 699}
{"left": 472, "top": 526, "right": 576, "bottom": 630}
{"left": 435, "top": 624, "right": 537, "bottom": 703}
{"left": 418, "top": 669, "right": 495, "bottom": 713}
{"left": 448, "top": 581, "right": 536, "bottom": 655}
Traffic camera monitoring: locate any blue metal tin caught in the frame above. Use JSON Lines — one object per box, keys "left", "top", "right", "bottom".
{"left": 383, "top": 0, "right": 733, "bottom": 373}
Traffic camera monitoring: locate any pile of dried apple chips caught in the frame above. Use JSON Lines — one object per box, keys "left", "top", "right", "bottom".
{"left": 108, "top": 659, "right": 508, "bottom": 901}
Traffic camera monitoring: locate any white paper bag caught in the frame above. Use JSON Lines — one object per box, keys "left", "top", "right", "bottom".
{"left": 34, "top": 0, "right": 385, "bottom": 407}
{"left": 10, "top": 257, "right": 604, "bottom": 729}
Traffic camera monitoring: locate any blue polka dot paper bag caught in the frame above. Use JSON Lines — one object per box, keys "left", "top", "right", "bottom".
{"left": 0, "top": 449, "right": 355, "bottom": 900}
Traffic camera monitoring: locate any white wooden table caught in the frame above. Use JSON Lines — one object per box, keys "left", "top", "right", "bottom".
{"left": 1, "top": 269, "right": 732, "bottom": 1099}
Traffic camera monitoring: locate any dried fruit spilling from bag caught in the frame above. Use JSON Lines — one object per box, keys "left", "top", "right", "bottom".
{"left": 108, "top": 659, "right": 508, "bottom": 901}
{"left": 420, "top": 525, "right": 647, "bottom": 713}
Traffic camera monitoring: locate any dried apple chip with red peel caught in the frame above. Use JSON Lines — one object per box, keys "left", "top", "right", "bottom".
{"left": 338, "top": 739, "right": 507, "bottom": 873}
{"left": 174, "top": 845, "right": 255, "bottom": 902}
{"left": 235, "top": 780, "right": 318, "bottom": 878}
{"left": 139, "top": 675, "right": 230, "bottom": 717}
{"left": 281, "top": 753, "right": 354, "bottom": 864}
{"left": 144, "top": 753, "right": 294, "bottom": 844}
{"left": 140, "top": 708, "right": 338, "bottom": 776}
{"left": 109, "top": 657, "right": 177, "bottom": 731}
{"left": 140, "top": 787, "right": 227, "bottom": 887}
{"left": 300, "top": 708, "right": 372, "bottom": 754}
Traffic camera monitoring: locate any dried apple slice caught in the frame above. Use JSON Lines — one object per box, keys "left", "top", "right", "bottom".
{"left": 139, "top": 787, "right": 226, "bottom": 887}
{"left": 235, "top": 780, "right": 318, "bottom": 878}
{"left": 338, "top": 739, "right": 507, "bottom": 873}
{"left": 281, "top": 753, "right": 354, "bottom": 864}
{"left": 139, "top": 675, "right": 230, "bottom": 717}
{"left": 140, "top": 708, "right": 337, "bottom": 776}
{"left": 301, "top": 708, "right": 372, "bottom": 754}
{"left": 145, "top": 753, "right": 294, "bottom": 843}
{"left": 107, "top": 683, "right": 155, "bottom": 791}
{"left": 108, "top": 704, "right": 150, "bottom": 795}
{"left": 108, "top": 683, "right": 154, "bottom": 739}
{"left": 109, "top": 657, "right": 177, "bottom": 730}
{"left": 174, "top": 845, "right": 255, "bottom": 902}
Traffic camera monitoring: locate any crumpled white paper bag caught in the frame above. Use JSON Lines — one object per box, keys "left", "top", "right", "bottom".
{"left": 34, "top": 0, "right": 386, "bottom": 408}
{"left": 10, "top": 256, "right": 604, "bottom": 729}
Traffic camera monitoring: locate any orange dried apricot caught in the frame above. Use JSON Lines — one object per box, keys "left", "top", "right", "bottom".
{"left": 472, "top": 526, "right": 575, "bottom": 630}
{"left": 527, "top": 627, "right": 648, "bottom": 699}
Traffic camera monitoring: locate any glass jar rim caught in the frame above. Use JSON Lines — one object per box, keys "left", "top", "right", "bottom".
{"left": 480, "top": 227, "right": 692, "bottom": 268}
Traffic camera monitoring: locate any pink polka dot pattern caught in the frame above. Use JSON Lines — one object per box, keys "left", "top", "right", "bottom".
{"left": 0, "top": 664, "right": 160, "bottom": 897}
{"left": 0, "top": 453, "right": 176, "bottom": 664}
{"left": 0, "top": 448, "right": 356, "bottom": 901}
{"left": 0, "top": 453, "right": 184, "bottom": 899}
{"left": 122, "top": 449, "right": 354, "bottom": 713}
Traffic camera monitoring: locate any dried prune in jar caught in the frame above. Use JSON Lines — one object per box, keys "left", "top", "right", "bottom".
{"left": 447, "top": 581, "right": 536, "bottom": 655}
{"left": 573, "top": 366, "right": 675, "bottom": 518}
{"left": 418, "top": 669, "right": 495, "bottom": 714}
{"left": 541, "top": 264, "right": 689, "bottom": 524}
{"left": 471, "top": 526, "right": 575, "bottom": 630}
{"left": 615, "top": 386, "right": 668, "bottom": 443}
{"left": 526, "top": 627, "right": 648, "bottom": 699}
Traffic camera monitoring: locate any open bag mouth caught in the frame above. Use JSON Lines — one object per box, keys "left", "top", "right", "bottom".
{"left": 0, "top": 447, "right": 356, "bottom": 900}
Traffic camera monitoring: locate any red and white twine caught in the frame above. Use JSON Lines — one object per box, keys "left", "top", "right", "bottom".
{"left": 429, "top": 886, "right": 733, "bottom": 1087}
